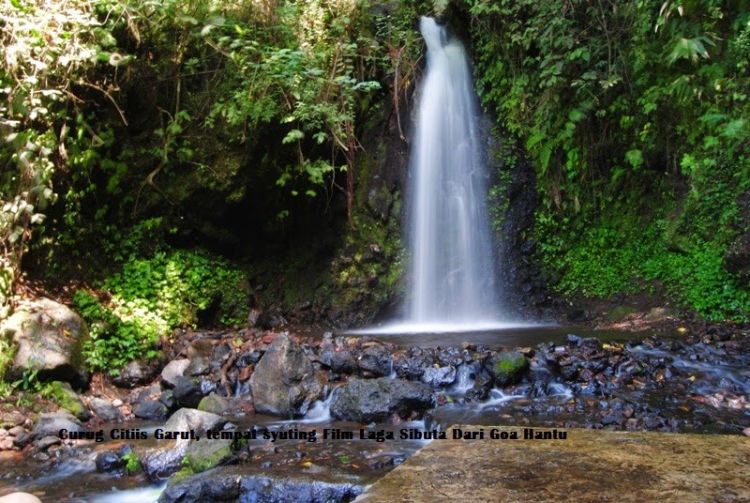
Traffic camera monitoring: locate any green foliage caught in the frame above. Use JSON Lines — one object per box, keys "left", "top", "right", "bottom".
{"left": 75, "top": 249, "right": 249, "bottom": 373}
{"left": 121, "top": 451, "right": 141, "bottom": 475}
{"left": 0, "top": 0, "right": 127, "bottom": 312}
{"left": 469, "top": 0, "right": 750, "bottom": 320}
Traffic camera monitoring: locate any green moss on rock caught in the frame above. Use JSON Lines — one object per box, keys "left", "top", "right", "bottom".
{"left": 183, "top": 438, "right": 233, "bottom": 474}
{"left": 489, "top": 352, "right": 528, "bottom": 386}
{"left": 41, "top": 381, "right": 89, "bottom": 420}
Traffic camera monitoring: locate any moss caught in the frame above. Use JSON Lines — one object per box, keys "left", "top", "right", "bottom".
{"left": 492, "top": 352, "right": 528, "bottom": 385}
{"left": 122, "top": 451, "right": 142, "bottom": 475}
{"left": 41, "top": 381, "right": 87, "bottom": 420}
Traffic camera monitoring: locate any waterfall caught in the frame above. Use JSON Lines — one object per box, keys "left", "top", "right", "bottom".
{"left": 406, "top": 17, "right": 499, "bottom": 326}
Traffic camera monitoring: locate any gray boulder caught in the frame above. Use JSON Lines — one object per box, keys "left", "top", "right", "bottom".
{"left": 1, "top": 298, "right": 87, "bottom": 383}
{"left": 88, "top": 397, "right": 123, "bottom": 422}
{"left": 249, "top": 334, "right": 323, "bottom": 417}
{"left": 161, "top": 359, "right": 190, "bottom": 388}
{"left": 32, "top": 411, "right": 83, "bottom": 439}
{"left": 330, "top": 377, "right": 435, "bottom": 423}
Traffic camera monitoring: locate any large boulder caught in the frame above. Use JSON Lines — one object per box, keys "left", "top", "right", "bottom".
{"left": 1, "top": 298, "right": 87, "bottom": 383}
{"left": 249, "top": 334, "right": 323, "bottom": 417}
{"left": 330, "top": 377, "right": 435, "bottom": 423}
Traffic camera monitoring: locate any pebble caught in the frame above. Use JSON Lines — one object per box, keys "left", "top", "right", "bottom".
{"left": 0, "top": 438, "right": 13, "bottom": 450}
{"left": 743, "top": 427, "right": 750, "bottom": 437}
{"left": 112, "top": 399, "right": 123, "bottom": 407}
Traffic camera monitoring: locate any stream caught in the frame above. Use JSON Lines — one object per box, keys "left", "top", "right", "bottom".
{"left": 0, "top": 325, "right": 747, "bottom": 502}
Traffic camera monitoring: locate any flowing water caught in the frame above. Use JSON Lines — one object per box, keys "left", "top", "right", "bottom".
{"left": 405, "top": 17, "right": 500, "bottom": 327}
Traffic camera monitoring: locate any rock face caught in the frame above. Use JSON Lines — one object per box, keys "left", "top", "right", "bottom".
{"left": 1, "top": 298, "right": 88, "bottom": 383}
{"left": 330, "top": 378, "right": 435, "bottom": 423}
{"left": 249, "top": 334, "right": 323, "bottom": 417}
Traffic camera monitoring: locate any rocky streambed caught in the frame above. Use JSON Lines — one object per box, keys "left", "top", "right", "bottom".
{"left": 0, "top": 322, "right": 748, "bottom": 502}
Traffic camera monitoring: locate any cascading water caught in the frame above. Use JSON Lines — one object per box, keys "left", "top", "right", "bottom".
{"left": 405, "top": 17, "right": 500, "bottom": 327}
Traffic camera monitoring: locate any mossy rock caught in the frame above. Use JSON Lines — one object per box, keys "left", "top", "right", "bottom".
{"left": 197, "top": 393, "right": 231, "bottom": 415}
{"left": 42, "top": 381, "right": 90, "bottom": 421}
{"left": 488, "top": 352, "right": 528, "bottom": 386}
{"left": 183, "top": 438, "right": 233, "bottom": 474}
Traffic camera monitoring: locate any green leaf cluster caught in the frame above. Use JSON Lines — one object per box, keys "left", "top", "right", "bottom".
{"left": 75, "top": 249, "right": 249, "bottom": 374}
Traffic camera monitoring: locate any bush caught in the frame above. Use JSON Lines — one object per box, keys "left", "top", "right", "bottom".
{"left": 75, "top": 249, "right": 249, "bottom": 374}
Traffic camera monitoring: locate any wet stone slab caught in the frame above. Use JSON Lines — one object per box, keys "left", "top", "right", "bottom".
{"left": 357, "top": 426, "right": 750, "bottom": 503}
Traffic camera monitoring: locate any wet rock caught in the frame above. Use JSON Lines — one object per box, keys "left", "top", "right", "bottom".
{"left": 142, "top": 442, "right": 188, "bottom": 480}
{"left": 95, "top": 451, "right": 124, "bottom": 473}
{"left": 1, "top": 298, "right": 88, "bottom": 383}
{"left": 421, "top": 366, "right": 457, "bottom": 387}
{"left": 32, "top": 411, "right": 83, "bottom": 439}
{"left": 331, "top": 350, "right": 358, "bottom": 374}
{"left": 43, "top": 381, "right": 89, "bottom": 420}
{"left": 465, "top": 370, "right": 493, "bottom": 402}
{"left": 358, "top": 344, "right": 393, "bottom": 377}
{"left": 197, "top": 393, "right": 231, "bottom": 415}
{"left": 330, "top": 377, "right": 435, "bottom": 423}
{"left": 88, "top": 397, "right": 122, "bottom": 422}
{"left": 249, "top": 334, "right": 323, "bottom": 417}
{"left": 436, "top": 347, "right": 464, "bottom": 367}
{"left": 487, "top": 351, "right": 529, "bottom": 386}
{"left": 173, "top": 376, "right": 204, "bottom": 409}
{"left": 133, "top": 400, "right": 168, "bottom": 420}
{"left": 161, "top": 359, "right": 190, "bottom": 388}
{"left": 183, "top": 438, "right": 233, "bottom": 474}
{"left": 158, "top": 471, "right": 363, "bottom": 503}
{"left": 393, "top": 350, "right": 432, "bottom": 380}
{"left": 114, "top": 359, "right": 157, "bottom": 388}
